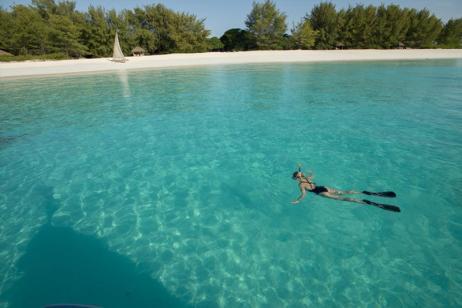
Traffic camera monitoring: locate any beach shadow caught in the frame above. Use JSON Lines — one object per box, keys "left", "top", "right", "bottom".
{"left": 1, "top": 224, "right": 190, "bottom": 308}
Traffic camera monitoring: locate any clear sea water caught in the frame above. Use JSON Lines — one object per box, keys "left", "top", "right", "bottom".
{"left": 0, "top": 60, "right": 461, "bottom": 308}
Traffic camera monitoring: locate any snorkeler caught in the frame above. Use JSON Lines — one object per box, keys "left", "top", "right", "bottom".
{"left": 291, "top": 166, "right": 400, "bottom": 212}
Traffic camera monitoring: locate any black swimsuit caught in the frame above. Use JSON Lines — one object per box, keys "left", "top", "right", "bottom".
{"left": 301, "top": 178, "right": 328, "bottom": 194}
{"left": 310, "top": 185, "right": 328, "bottom": 194}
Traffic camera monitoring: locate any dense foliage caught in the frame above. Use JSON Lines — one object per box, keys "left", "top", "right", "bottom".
{"left": 291, "top": 20, "right": 317, "bottom": 49}
{"left": 0, "top": 0, "right": 210, "bottom": 57}
{"left": 438, "top": 18, "right": 462, "bottom": 48}
{"left": 309, "top": 2, "right": 338, "bottom": 49}
{"left": 310, "top": 3, "right": 448, "bottom": 49}
{"left": 245, "top": 0, "right": 287, "bottom": 50}
{"left": 221, "top": 1, "right": 460, "bottom": 51}
{"left": 0, "top": 0, "right": 460, "bottom": 59}
{"left": 220, "top": 28, "right": 256, "bottom": 51}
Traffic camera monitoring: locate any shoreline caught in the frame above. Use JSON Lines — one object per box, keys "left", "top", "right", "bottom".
{"left": 1, "top": 49, "right": 462, "bottom": 79}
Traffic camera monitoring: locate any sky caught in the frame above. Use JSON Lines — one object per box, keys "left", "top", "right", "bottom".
{"left": 1, "top": 0, "right": 461, "bottom": 36}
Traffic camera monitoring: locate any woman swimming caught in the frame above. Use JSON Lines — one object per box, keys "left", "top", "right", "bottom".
{"left": 291, "top": 169, "right": 400, "bottom": 212}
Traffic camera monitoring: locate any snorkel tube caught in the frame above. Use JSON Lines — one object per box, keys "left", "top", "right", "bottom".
{"left": 292, "top": 163, "right": 303, "bottom": 180}
{"left": 294, "top": 163, "right": 314, "bottom": 182}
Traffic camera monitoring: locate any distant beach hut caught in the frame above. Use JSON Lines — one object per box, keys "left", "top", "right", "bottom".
{"left": 0, "top": 49, "right": 13, "bottom": 56}
{"left": 336, "top": 43, "right": 344, "bottom": 50}
{"left": 398, "top": 42, "right": 406, "bottom": 49}
{"left": 112, "top": 32, "right": 127, "bottom": 63}
{"left": 132, "top": 46, "right": 145, "bottom": 56}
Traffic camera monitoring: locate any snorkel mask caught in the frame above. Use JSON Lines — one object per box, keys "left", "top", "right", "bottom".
{"left": 292, "top": 171, "right": 300, "bottom": 180}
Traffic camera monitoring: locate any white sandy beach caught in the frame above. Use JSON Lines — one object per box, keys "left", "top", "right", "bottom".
{"left": 1, "top": 49, "right": 462, "bottom": 78}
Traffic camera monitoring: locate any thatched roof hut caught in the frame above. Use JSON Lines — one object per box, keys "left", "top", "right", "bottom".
{"left": 132, "top": 46, "right": 145, "bottom": 56}
{"left": 0, "top": 49, "right": 13, "bottom": 56}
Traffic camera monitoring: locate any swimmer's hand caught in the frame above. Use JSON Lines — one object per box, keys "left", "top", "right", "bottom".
{"left": 291, "top": 200, "right": 300, "bottom": 205}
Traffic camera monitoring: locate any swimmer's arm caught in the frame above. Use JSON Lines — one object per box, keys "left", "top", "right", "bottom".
{"left": 306, "top": 170, "right": 314, "bottom": 181}
{"left": 291, "top": 186, "right": 307, "bottom": 205}
{"left": 298, "top": 165, "right": 314, "bottom": 180}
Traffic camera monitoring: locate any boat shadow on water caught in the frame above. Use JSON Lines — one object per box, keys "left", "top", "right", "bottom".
{"left": 0, "top": 190, "right": 190, "bottom": 308}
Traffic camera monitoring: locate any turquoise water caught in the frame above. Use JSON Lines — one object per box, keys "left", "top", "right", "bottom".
{"left": 0, "top": 60, "right": 461, "bottom": 307}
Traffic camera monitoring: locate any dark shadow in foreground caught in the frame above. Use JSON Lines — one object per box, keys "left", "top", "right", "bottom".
{"left": 1, "top": 224, "right": 190, "bottom": 308}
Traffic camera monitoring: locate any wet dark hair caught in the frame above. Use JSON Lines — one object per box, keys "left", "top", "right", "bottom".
{"left": 292, "top": 171, "right": 299, "bottom": 179}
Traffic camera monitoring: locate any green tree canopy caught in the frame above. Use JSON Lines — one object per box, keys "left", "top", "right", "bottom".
{"left": 48, "top": 14, "right": 87, "bottom": 56}
{"left": 405, "top": 9, "right": 442, "bottom": 48}
{"left": 0, "top": 7, "right": 15, "bottom": 53}
{"left": 308, "top": 2, "right": 338, "bottom": 49}
{"left": 438, "top": 18, "right": 462, "bottom": 48}
{"left": 0, "top": 0, "right": 459, "bottom": 59}
{"left": 220, "top": 28, "right": 255, "bottom": 51}
{"left": 9, "top": 5, "right": 50, "bottom": 55}
{"left": 245, "top": 0, "right": 287, "bottom": 50}
{"left": 0, "top": 0, "right": 210, "bottom": 57}
{"left": 170, "top": 12, "right": 210, "bottom": 53}
{"left": 122, "top": 7, "right": 159, "bottom": 55}
{"left": 207, "top": 37, "right": 224, "bottom": 51}
{"left": 135, "top": 4, "right": 209, "bottom": 54}
{"left": 291, "top": 20, "right": 317, "bottom": 49}
{"left": 374, "top": 5, "right": 411, "bottom": 48}
{"left": 338, "top": 5, "right": 377, "bottom": 48}
{"left": 82, "top": 6, "right": 112, "bottom": 57}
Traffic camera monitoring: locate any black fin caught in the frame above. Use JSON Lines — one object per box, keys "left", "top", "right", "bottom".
{"left": 363, "top": 199, "right": 376, "bottom": 205}
{"left": 362, "top": 191, "right": 396, "bottom": 198}
{"left": 379, "top": 204, "right": 401, "bottom": 212}
{"left": 363, "top": 199, "right": 401, "bottom": 213}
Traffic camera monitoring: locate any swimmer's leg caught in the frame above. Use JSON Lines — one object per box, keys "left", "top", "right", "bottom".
{"left": 325, "top": 187, "right": 361, "bottom": 195}
{"left": 320, "top": 192, "right": 366, "bottom": 204}
{"left": 320, "top": 193, "right": 401, "bottom": 212}
{"left": 327, "top": 188, "right": 396, "bottom": 198}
